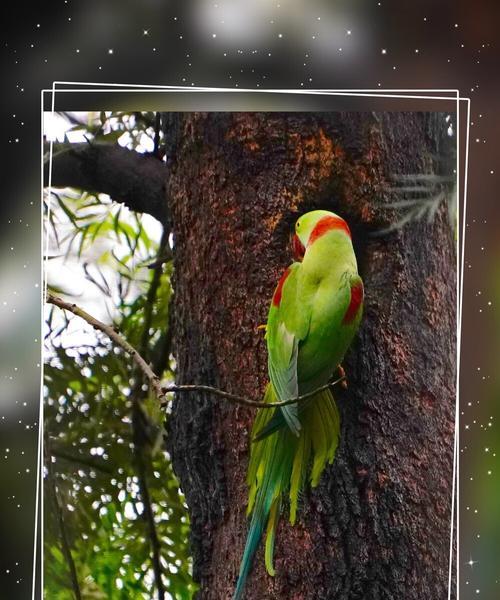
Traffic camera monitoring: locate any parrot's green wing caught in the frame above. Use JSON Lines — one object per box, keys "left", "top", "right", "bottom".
{"left": 266, "top": 263, "right": 311, "bottom": 436}
{"left": 256, "top": 269, "right": 364, "bottom": 442}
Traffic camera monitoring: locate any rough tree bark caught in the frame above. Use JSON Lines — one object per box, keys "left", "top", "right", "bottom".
{"left": 164, "top": 112, "right": 456, "bottom": 600}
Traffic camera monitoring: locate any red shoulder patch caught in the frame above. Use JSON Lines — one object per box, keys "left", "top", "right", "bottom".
{"left": 308, "top": 215, "right": 351, "bottom": 246}
{"left": 272, "top": 267, "right": 291, "bottom": 307}
{"left": 343, "top": 280, "right": 364, "bottom": 324}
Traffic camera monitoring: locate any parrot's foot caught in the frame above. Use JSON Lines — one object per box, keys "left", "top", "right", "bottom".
{"left": 256, "top": 324, "right": 267, "bottom": 334}
{"left": 337, "top": 365, "right": 348, "bottom": 389}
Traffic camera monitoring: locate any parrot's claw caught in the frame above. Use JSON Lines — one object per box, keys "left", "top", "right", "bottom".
{"left": 256, "top": 324, "right": 267, "bottom": 333}
{"left": 337, "top": 365, "right": 348, "bottom": 389}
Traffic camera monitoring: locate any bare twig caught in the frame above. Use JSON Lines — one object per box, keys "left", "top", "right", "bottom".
{"left": 46, "top": 294, "right": 346, "bottom": 409}
{"left": 159, "top": 379, "right": 346, "bottom": 409}
{"left": 47, "top": 294, "right": 165, "bottom": 402}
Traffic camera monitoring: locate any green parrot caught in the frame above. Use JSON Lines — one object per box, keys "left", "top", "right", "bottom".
{"left": 233, "top": 210, "right": 364, "bottom": 599}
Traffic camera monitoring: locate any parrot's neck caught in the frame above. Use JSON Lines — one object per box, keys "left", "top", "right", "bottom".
{"left": 303, "top": 233, "right": 357, "bottom": 282}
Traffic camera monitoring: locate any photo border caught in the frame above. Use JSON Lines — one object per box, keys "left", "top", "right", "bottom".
{"left": 39, "top": 86, "right": 470, "bottom": 600}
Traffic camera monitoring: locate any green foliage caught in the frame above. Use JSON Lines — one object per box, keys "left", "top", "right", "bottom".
{"left": 382, "top": 174, "right": 456, "bottom": 235}
{"left": 44, "top": 112, "right": 196, "bottom": 599}
{"left": 377, "top": 114, "right": 457, "bottom": 236}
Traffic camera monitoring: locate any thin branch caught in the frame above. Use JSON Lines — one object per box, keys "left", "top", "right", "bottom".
{"left": 132, "top": 400, "right": 165, "bottom": 600}
{"left": 45, "top": 442, "right": 82, "bottom": 600}
{"left": 47, "top": 294, "right": 165, "bottom": 402}
{"left": 146, "top": 249, "right": 174, "bottom": 270}
{"left": 159, "top": 379, "right": 346, "bottom": 409}
{"left": 50, "top": 446, "right": 114, "bottom": 474}
{"left": 139, "top": 228, "right": 169, "bottom": 357}
{"left": 46, "top": 294, "right": 346, "bottom": 409}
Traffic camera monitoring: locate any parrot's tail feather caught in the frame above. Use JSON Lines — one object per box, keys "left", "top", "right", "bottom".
{"left": 252, "top": 411, "right": 283, "bottom": 442}
{"left": 252, "top": 396, "right": 313, "bottom": 442}
{"left": 233, "top": 503, "right": 267, "bottom": 600}
{"left": 234, "top": 384, "right": 340, "bottom": 599}
{"left": 289, "top": 430, "right": 311, "bottom": 525}
{"left": 305, "top": 388, "right": 340, "bottom": 487}
{"left": 288, "top": 388, "right": 340, "bottom": 521}
{"left": 265, "top": 497, "right": 281, "bottom": 576}
{"left": 234, "top": 385, "right": 293, "bottom": 600}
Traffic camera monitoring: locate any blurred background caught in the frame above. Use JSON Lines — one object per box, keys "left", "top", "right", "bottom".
{"left": 1, "top": 0, "right": 499, "bottom": 598}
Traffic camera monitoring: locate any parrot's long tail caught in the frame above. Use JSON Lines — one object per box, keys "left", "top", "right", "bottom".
{"left": 233, "top": 383, "right": 340, "bottom": 600}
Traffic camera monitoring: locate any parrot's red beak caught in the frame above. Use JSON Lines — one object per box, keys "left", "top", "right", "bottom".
{"left": 292, "top": 234, "right": 305, "bottom": 262}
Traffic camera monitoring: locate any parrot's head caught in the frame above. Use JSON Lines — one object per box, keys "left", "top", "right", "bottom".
{"left": 292, "top": 210, "right": 351, "bottom": 261}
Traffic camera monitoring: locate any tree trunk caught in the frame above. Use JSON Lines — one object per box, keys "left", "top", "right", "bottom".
{"left": 165, "top": 112, "right": 456, "bottom": 600}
